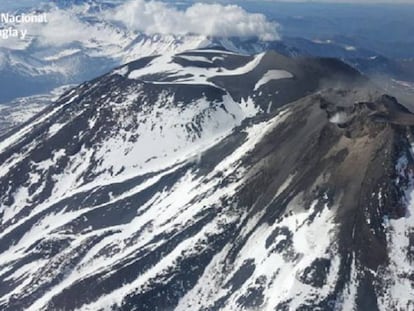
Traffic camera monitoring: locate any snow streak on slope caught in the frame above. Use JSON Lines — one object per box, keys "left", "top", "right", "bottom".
{"left": 254, "top": 70, "right": 294, "bottom": 91}
{"left": 177, "top": 197, "right": 339, "bottom": 311}
{"left": 380, "top": 147, "right": 414, "bottom": 310}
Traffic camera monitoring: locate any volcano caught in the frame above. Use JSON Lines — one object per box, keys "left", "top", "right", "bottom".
{"left": 0, "top": 49, "right": 413, "bottom": 311}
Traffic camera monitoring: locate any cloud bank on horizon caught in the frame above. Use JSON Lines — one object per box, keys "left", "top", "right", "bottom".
{"left": 0, "top": 0, "right": 280, "bottom": 48}
{"left": 108, "top": 0, "right": 279, "bottom": 41}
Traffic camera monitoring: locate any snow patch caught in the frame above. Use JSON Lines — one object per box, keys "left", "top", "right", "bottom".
{"left": 254, "top": 69, "right": 293, "bottom": 91}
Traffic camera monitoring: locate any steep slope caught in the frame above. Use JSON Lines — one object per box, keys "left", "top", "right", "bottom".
{"left": 0, "top": 85, "right": 73, "bottom": 136}
{"left": 1, "top": 49, "right": 413, "bottom": 310}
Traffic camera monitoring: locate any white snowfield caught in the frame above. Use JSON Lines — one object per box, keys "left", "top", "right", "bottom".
{"left": 176, "top": 55, "right": 214, "bottom": 63}
{"left": 380, "top": 153, "right": 414, "bottom": 310}
{"left": 254, "top": 69, "right": 294, "bottom": 91}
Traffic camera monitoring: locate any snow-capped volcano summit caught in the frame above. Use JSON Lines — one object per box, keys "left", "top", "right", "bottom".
{"left": 1, "top": 47, "right": 414, "bottom": 310}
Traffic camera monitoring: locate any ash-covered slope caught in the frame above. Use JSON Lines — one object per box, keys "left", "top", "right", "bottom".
{"left": 0, "top": 49, "right": 413, "bottom": 311}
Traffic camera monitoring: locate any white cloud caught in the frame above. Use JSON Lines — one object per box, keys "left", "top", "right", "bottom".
{"left": 1, "top": 1, "right": 279, "bottom": 51}
{"left": 12, "top": 7, "right": 126, "bottom": 48}
{"left": 108, "top": 0, "right": 280, "bottom": 41}
{"left": 33, "top": 10, "right": 89, "bottom": 46}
